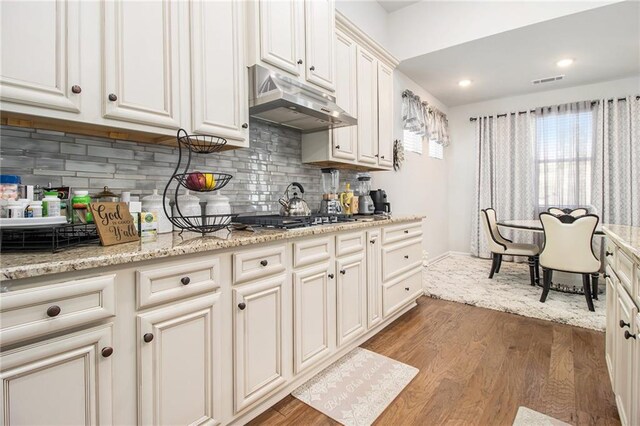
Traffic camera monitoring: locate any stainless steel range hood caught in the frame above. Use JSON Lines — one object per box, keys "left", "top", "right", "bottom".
{"left": 248, "top": 65, "right": 357, "bottom": 133}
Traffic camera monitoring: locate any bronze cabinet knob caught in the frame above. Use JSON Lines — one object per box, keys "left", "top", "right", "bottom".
{"left": 605, "top": 251, "right": 613, "bottom": 257}
{"left": 297, "top": 59, "right": 303, "bottom": 64}
{"left": 310, "top": 65, "right": 315, "bottom": 71}
{"left": 624, "top": 330, "right": 636, "bottom": 340}
{"left": 143, "top": 333, "right": 154, "bottom": 343}
{"left": 405, "top": 287, "right": 410, "bottom": 291}
{"left": 340, "top": 269, "right": 346, "bottom": 275}
{"left": 242, "top": 123, "right": 248, "bottom": 129}
{"left": 260, "top": 260, "right": 268, "bottom": 267}
{"left": 71, "top": 85, "right": 82, "bottom": 94}
{"left": 101, "top": 347, "right": 114, "bottom": 358}
{"left": 328, "top": 273, "right": 334, "bottom": 279}
{"left": 238, "top": 302, "right": 246, "bottom": 310}
{"left": 46, "top": 305, "right": 61, "bottom": 317}
{"left": 404, "top": 255, "right": 409, "bottom": 259}
{"left": 181, "top": 277, "right": 190, "bottom": 285}
{"left": 335, "top": 145, "right": 341, "bottom": 149}
{"left": 404, "top": 230, "right": 409, "bottom": 234}
{"left": 620, "top": 320, "right": 630, "bottom": 328}
{"left": 108, "top": 93, "right": 118, "bottom": 102}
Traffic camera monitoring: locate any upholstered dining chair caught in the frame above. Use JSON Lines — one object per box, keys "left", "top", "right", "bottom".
{"left": 481, "top": 208, "right": 540, "bottom": 286}
{"left": 538, "top": 212, "right": 600, "bottom": 311}
{"left": 548, "top": 207, "right": 588, "bottom": 217}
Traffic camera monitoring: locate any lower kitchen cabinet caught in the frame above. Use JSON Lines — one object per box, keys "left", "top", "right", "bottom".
{"left": 632, "top": 313, "right": 640, "bottom": 426}
{"left": 367, "top": 229, "right": 383, "bottom": 329}
{"left": 137, "top": 293, "right": 222, "bottom": 426}
{"left": 336, "top": 251, "right": 366, "bottom": 347}
{"left": 0, "top": 324, "right": 113, "bottom": 426}
{"left": 614, "top": 282, "right": 638, "bottom": 426}
{"left": 293, "top": 261, "right": 336, "bottom": 374}
{"left": 233, "top": 274, "right": 290, "bottom": 413}
{"left": 605, "top": 269, "right": 618, "bottom": 385}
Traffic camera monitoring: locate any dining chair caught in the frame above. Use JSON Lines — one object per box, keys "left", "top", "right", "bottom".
{"left": 481, "top": 208, "right": 539, "bottom": 286}
{"left": 548, "top": 207, "right": 588, "bottom": 217}
{"left": 538, "top": 212, "right": 600, "bottom": 311}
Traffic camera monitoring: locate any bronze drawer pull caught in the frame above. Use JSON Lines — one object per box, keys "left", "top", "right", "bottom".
{"left": 101, "top": 347, "right": 114, "bottom": 358}
{"left": 238, "top": 302, "right": 246, "bottom": 310}
{"left": 46, "top": 305, "right": 61, "bottom": 317}
{"left": 143, "top": 333, "right": 154, "bottom": 343}
{"left": 181, "top": 276, "right": 191, "bottom": 285}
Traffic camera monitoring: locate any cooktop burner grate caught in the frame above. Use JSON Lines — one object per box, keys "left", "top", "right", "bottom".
{"left": 234, "top": 214, "right": 356, "bottom": 229}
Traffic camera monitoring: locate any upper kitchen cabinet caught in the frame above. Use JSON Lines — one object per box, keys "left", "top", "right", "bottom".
{"left": 102, "top": 0, "right": 182, "bottom": 130}
{"left": 247, "top": 0, "right": 335, "bottom": 93}
{"left": 189, "top": 0, "right": 249, "bottom": 146}
{"left": 0, "top": 0, "right": 82, "bottom": 117}
{"left": 301, "top": 11, "right": 399, "bottom": 171}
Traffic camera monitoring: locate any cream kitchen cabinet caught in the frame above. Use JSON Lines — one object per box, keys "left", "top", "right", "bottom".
{"left": 331, "top": 28, "right": 358, "bottom": 162}
{"left": 102, "top": 0, "right": 182, "bottom": 130}
{"left": 336, "top": 250, "right": 367, "bottom": 347}
{"left": 356, "top": 46, "right": 379, "bottom": 166}
{"left": 247, "top": 0, "right": 334, "bottom": 92}
{"left": 0, "top": 324, "right": 113, "bottom": 426}
{"left": 0, "top": 0, "right": 83, "bottom": 116}
{"left": 632, "top": 313, "right": 640, "bottom": 426}
{"left": 137, "top": 293, "right": 222, "bottom": 426}
{"left": 615, "top": 282, "right": 637, "bottom": 426}
{"left": 367, "top": 229, "right": 383, "bottom": 329}
{"left": 606, "top": 267, "right": 618, "bottom": 385}
{"left": 293, "top": 261, "right": 336, "bottom": 374}
{"left": 189, "top": 0, "right": 249, "bottom": 146}
{"left": 377, "top": 61, "right": 394, "bottom": 168}
{"left": 233, "top": 274, "right": 291, "bottom": 413}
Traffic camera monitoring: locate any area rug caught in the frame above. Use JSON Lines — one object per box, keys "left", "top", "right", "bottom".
{"left": 291, "top": 347, "right": 418, "bottom": 425}
{"left": 424, "top": 254, "right": 605, "bottom": 331}
{"left": 512, "top": 406, "right": 571, "bottom": 426}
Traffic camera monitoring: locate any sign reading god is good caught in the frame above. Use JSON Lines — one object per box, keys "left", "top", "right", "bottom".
{"left": 89, "top": 202, "right": 139, "bottom": 246}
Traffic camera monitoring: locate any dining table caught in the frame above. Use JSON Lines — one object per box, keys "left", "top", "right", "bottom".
{"left": 496, "top": 219, "right": 607, "bottom": 295}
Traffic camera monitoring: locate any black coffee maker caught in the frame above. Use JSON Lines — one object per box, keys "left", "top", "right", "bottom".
{"left": 370, "top": 189, "right": 391, "bottom": 214}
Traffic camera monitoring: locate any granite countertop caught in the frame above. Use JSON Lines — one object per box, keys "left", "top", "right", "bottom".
{"left": 602, "top": 224, "right": 640, "bottom": 262}
{"left": 0, "top": 215, "right": 424, "bottom": 281}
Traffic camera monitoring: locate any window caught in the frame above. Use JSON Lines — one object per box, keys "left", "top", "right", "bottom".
{"left": 428, "top": 140, "right": 444, "bottom": 159}
{"left": 536, "top": 109, "right": 594, "bottom": 208}
{"left": 403, "top": 129, "right": 422, "bottom": 154}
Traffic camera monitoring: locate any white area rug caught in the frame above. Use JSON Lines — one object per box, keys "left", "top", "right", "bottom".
{"left": 424, "top": 254, "right": 605, "bottom": 331}
{"left": 292, "top": 347, "right": 418, "bottom": 425}
{"left": 512, "top": 406, "right": 571, "bottom": 426}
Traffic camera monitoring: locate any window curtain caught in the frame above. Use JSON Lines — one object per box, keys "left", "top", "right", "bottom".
{"left": 470, "top": 112, "right": 537, "bottom": 259}
{"left": 401, "top": 90, "right": 450, "bottom": 146}
{"left": 592, "top": 96, "right": 640, "bottom": 226}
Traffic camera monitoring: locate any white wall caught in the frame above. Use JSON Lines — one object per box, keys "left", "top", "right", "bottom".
{"left": 446, "top": 75, "right": 640, "bottom": 254}
{"left": 335, "top": 0, "right": 391, "bottom": 51}
{"left": 371, "top": 71, "right": 450, "bottom": 260}
{"left": 388, "top": 1, "right": 620, "bottom": 61}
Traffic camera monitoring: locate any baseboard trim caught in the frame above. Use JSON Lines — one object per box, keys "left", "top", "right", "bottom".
{"left": 426, "top": 251, "right": 472, "bottom": 266}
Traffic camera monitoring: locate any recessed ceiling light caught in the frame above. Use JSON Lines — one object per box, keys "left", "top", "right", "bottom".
{"left": 556, "top": 58, "right": 574, "bottom": 68}
{"left": 458, "top": 79, "right": 472, "bottom": 87}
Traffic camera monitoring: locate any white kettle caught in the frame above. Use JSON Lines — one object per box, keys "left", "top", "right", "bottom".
{"left": 141, "top": 189, "right": 172, "bottom": 234}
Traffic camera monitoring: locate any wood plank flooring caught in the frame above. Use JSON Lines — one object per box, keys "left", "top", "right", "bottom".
{"left": 249, "top": 297, "right": 620, "bottom": 426}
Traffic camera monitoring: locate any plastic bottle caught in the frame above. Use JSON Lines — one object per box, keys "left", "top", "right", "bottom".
{"left": 71, "top": 190, "right": 93, "bottom": 223}
{"left": 30, "top": 200, "right": 43, "bottom": 218}
{"left": 42, "top": 191, "right": 61, "bottom": 217}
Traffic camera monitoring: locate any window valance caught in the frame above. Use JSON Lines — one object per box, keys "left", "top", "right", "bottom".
{"left": 401, "top": 89, "right": 450, "bottom": 146}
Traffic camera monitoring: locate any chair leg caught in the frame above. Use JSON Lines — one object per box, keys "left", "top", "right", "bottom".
{"left": 540, "top": 268, "right": 552, "bottom": 302}
{"left": 591, "top": 273, "right": 599, "bottom": 300}
{"left": 488, "top": 253, "right": 499, "bottom": 279}
{"left": 582, "top": 274, "right": 595, "bottom": 312}
{"left": 495, "top": 254, "right": 503, "bottom": 273}
{"left": 534, "top": 256, "right": 540, "bottom": 285}
{"left": 527, "top": 256, "right": 536, "bottom": 287}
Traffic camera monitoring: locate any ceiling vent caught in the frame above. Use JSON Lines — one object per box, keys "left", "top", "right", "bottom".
{"left": 532, "top": 75, "right": 565, "bottom": 85}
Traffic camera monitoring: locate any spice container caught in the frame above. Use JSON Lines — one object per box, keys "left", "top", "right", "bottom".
{"left": 93, "top": 186, "right": 120, "bottom": 202}
{"left": 42, "top": 191, "right": 61, "bottom": 217}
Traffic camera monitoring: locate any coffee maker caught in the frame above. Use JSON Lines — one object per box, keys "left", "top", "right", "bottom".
{"left": 320, "top": 168, "right": 342, "bottom": 214}
{"left": 370, "top": 189, "right": 391, "bottom": 215}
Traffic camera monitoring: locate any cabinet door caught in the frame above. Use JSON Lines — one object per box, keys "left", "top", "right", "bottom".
{"left": 138, "top": 293, "right": 222, "bottom": 426}
{"left": 367, "top": 230, "right": 383, "bottom": 329}
{"left": 293, "top": 262, "right": 335, "bottom": 374}
{"left": 336, "top": 252, "right": 367, "bottom": 347}
{"left": 103, "top": 0, "right": 181, "bottom": 129}
{"left": 605, "top": 270, "right": 617, "bottom": 386}
{"left": 190, "top": 0, "right": 249, "bottom": 146}
{"left": 632, "top": 313, "right": 640, "bottom": 426}
{"left": 615, "top": 283, "right": 637, "bottom": 426}
{"left": 0, "top": 0, "right": 81, "bottom": 113}
{"left": 356, "top": 46, "right": 378, "bottom": 165}
{"left": 233, "top": 274, "right": 289, "bottom": 412}
{"left": 377, "top": 62, "right": 394, "bottom": 168}
{"left": 258, "top": 0, "right": 304, "bottom": 77}
{"left": 332, "top": 29, "right": 357, "bottom": 161}
{"left": 304, "top": 0, "right": 335, "bottom": 91}
{"left": 0, "top": 325, "right": 113, "bottom": 426}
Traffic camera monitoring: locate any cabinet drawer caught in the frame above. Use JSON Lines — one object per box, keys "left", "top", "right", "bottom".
{"left": 293, "top": 237, "right": 331, "bottom": 269}
{"left": 137, "top": 258, "right": 220, "bottom": 309}
{"left": 233, "top": 244, "right": 286, "bottom": 284}
{"left": 382, "top": 238, "right": 423, "bottom": 282}
{"left": 383, "top": 269, "right": 422, "bottom": 318}
{"left": 617, "top": 250, "right": 634, "bottom": 294}
{"left": 0, "top": 275, "right": 116, "bottom": 346}
{"left": 336, "top": 231, "right": 364, "bottom": 257}
{"left": 605, "top": 240, "right": 617, "bottom": 267}
{"left": 382, "top": 222, "right": 422, "bottom": 245}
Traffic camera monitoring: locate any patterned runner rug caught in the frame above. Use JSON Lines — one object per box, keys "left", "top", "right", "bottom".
{"left": 512, "top": 406, "right": 571, "bottom": 426}
{"left": 292, "top": 347, "right": 418, "bottom": 425}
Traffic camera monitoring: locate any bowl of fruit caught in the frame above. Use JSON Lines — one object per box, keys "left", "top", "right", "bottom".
{"left": 178, "top": 171, "right": 232, "bottom": 192}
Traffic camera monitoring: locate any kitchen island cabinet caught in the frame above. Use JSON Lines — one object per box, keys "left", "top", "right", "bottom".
{"left": 0, "top": 216, "right": 424, "bottom": 425}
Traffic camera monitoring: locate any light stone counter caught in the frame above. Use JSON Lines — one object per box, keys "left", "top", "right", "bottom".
{"left": 0, "top": 215, "right": 424, "bottom": 281}
{"left": 602, "top": 224, "right": 640, "bottom": 262}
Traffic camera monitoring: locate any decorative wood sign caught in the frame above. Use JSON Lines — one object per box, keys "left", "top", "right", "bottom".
{"left": 89, "top": 202, "right": 139, "bottom": 246}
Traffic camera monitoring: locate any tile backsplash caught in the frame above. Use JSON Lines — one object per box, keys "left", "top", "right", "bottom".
{"left": 0, "top": 120, "right": 357, "bottom": 214}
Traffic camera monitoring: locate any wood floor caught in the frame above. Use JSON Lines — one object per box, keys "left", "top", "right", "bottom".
{"left": 250, "top": 297, "right": 620, "bottom": 426}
